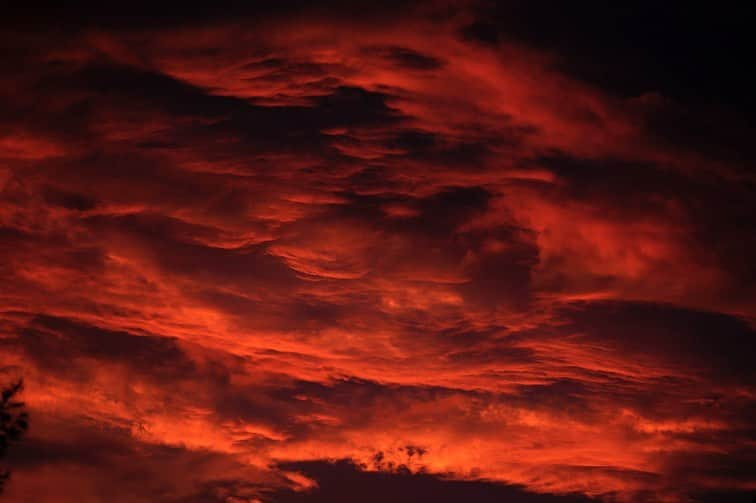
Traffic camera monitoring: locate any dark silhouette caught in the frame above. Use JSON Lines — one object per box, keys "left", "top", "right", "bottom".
{"left": 266, "top": 460, "right": 599, "bottom": 503}
{"left": 0, "top": 380, "right": 28, "bottom": 494}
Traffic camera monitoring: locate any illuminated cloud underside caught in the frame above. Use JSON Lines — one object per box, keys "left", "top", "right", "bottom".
{"left": 1, "top": 4, "right": 755, "bottom": 502}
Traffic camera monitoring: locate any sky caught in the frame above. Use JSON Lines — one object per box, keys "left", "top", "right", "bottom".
{"left": 1, "top": 2, "right": 755, "bottom": 502}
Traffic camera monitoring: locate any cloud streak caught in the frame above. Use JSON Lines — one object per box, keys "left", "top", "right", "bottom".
{"left": 1, "top": 3, "right": 755, "bottom": 502}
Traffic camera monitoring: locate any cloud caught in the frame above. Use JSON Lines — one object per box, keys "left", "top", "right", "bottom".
{"left": 266, "top": 459, "right": 598, "bottom": 502}
{"left": 1, "top": 3, "right": 754, "bottom": 502}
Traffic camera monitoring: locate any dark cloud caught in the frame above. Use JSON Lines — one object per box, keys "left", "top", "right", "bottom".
{"left": 462, "top": 3, "right": 755, "bottom": 116}
{"left": 462, "top": 2, "right": 756, "bottom": 175}
{"left": 41, "top": 187, "right": 98, "bottom": 212}
{"left": 0, "top": 2, "right": 417, "bottom": 33}
{"left": 15, "top": 315, "right": 195, "bottom": 378}
{"left": 3, "top": 414, "right": 279, "bottom": 503}
{"left": 267, "top": 460, "right": 597, "bottom": 502}
{"left": 1, "top": 3, "right": 755, "bottom": 502}
{"left": 362, "top": 46, "right": 444, "bottom": 70}
{"left": 562, "top": 301, "right": 756, "bottom": 384}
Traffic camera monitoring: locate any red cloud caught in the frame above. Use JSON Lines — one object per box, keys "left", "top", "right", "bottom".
{"left": 1, "top": 5, "right": 754, "bottom": 502}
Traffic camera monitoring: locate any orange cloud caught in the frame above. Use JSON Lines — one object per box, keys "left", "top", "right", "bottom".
{"left": 1, "top": 4, "right": 754, "bottom": 503}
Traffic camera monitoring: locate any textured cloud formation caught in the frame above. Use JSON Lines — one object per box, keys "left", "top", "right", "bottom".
{"left": 1, "top": 3, "right": 755, "bottom": 502}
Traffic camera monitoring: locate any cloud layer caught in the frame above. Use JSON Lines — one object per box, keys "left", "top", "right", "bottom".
{"left": 1, "top": 4, "right": 755, "bottom": 502}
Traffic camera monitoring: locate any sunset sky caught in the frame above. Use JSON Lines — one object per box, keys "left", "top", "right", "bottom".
{"left": 1, "top": 3, "right": 755, "bottom": 502}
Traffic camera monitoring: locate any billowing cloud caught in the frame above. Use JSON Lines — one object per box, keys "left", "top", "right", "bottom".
{"left": 1, "top": 3, "right": 755, "bottom": 502}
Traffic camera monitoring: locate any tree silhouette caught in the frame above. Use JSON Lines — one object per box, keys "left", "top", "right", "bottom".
{"left": 0, "top": 380, "right": 28, "bottom": 494}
